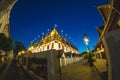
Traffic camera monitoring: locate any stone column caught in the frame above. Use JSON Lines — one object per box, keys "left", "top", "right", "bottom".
{"left": 48, "top": 50, "right": 61, "bottom": 80}
{"left": 102, "top": 28, "right": 120, "bottom": 80}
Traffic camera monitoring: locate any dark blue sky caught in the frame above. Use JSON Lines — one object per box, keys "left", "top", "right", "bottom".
{"left": 10, "top": 0, "right": 109, "bottom": 53}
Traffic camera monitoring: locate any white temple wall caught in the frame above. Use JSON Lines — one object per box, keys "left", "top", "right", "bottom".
{"left": 60, "top": 56, "right": 84, "bottom": 67}
{"left": 31, "top": 40, "right": 80, "bottom": 55}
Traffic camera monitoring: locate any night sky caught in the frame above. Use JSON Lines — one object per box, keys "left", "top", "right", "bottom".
{"left": 10, "top": 0, "right": 109, "bottom": 53}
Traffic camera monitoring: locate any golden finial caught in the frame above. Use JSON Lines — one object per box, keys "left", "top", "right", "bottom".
{"left": 61, "top": 30, "right": 63, "bottom": 37}
{"left": 42, "top": 32, "right": 44, "bottom": 39}
{"left": 48, "top": 29, "right": 50, "bottom": 32}
{"left": 54, "top": 24, "right": 57, "bottom": 29}
{"left": 47, "top": 29, "right": 50, "bottom": 35}
{"left": 42, "top": 32, "right": 44, "bottom": 36}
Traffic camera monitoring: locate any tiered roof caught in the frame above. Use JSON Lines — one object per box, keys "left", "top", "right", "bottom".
{"left": 36, "top": 27, "right": 78, "bottom": 50}
{"left": 39, "top": 27, "right": 62, "bottom": 45}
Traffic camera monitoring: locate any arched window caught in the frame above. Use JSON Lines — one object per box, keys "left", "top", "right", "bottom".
{"left": 58, "top": 43, "right": 61, "bottom": 48}
{"left": 101, "top": 53, "right": 106, "bottom": 59}
{"left": 52, "top": 43, "right": 54, "bottom": 48}
{"left": 62, "top": 45, "right": 64, "bottom": 49}
{"left": 47, "top": 45, "right": 49, "bottom": 50}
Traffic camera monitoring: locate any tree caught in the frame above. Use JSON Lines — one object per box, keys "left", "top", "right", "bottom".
{"left": 84, "top": 52, "right": 95, "bottom": 59}
{"left": 0, "top": 33, "right": 14, "bottom": 52}
{"left": 14, "top": 41, "right": 26, "bottom": 55}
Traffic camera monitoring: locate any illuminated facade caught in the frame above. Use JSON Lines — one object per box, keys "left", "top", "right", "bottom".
{"left": 28, "top": 27, "right": 79, "bottom": 55}
{"left": 0, "top": 0, "right": 17, "bottom": 37}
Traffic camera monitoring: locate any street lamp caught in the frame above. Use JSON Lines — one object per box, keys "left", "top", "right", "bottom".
{"left": 83, "top": 34, "right": 93, "bottom": 67}
{"left": 18, "top": 51, "right": 22, "bottom": 56}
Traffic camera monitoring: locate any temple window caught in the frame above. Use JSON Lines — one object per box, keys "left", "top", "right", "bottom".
{"left": 58, "top": 43, "right": 61, "bottom": 48}
{"left": 47, "top": 45, "right": 49, "bottom": 49}
{"left": 52, "top": 43, "right": 54, "bottom": 48}
{"left": 101, "top": 52, "right": 106, "bottom": 59}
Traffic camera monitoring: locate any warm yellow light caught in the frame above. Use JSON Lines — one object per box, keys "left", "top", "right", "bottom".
{"left": 83, "top": 34, "right": 89, "bottom": 45}
{"left": 84, "top": 38, "right": 89, "bottom": 45}
{"left": 84, "top": 38, "right": 89, "bottom": 43}
{"left": 28, "top": 46, "right": 34, "bottom": 52}
{"left": 86, "top": 42, "right": 88, "bottom": 45}
{"left": 21, "top": 50, "right": 25, "bottom": 54}
{"left": 31, "top": 46, "right": 34, "bottom": 49}
{"left": 18, "top": 52, "right": 21, "bottom": 55}
{"left": 28, "top": 48, "right": 31, "bottom": 51}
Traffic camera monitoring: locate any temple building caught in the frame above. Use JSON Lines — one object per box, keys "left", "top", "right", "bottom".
{"left": 18, "top": 26, "right": 82, "bottom": 80}
{"left": 28, "top": 26, "right": 79, "bottom": 55}
{"left": 0, "top": 0, "right": 17, "bottom": 37}
{"left": 95, "top": 0, "right": 120, "bottom": 60}
{"left": 95, "top": 2, "right": 120, "bottom": 60}
{"left": 94, "top": 0, "right": 120, "bottom": 79}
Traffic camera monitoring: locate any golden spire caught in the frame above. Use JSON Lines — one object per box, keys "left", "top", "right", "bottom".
{"left": 54, "top": 24, "right": 57, "bottom": 29}
{"left": 39, "top": 24, "right": 62, "bottom": 45}
{"left": 50, "top": 24, "right": 59, "bottom": 37}
{"left": 42, "top": 32, "right": 44, "bottom": 39}
{"left": 39, "top": 32, "right": 44, "bottom": 44}
{"left": 61, "top": 30, "right": 63, "bottom": 38}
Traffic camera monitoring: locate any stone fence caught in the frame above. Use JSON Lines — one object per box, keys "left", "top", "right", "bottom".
{"left": 18, "top": 49, "right": 83, "bottom": 80}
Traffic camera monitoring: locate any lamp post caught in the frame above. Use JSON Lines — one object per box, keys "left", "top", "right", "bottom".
{"left": 83, "top": 34, "right": 93, "bottom": 67}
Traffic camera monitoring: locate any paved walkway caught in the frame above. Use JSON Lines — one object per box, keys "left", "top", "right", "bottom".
{"left": 61, "top": 59, "right": 101, "bottom": 80}
{"left": 0, "top": 59, "right": 33, "bottom": 80}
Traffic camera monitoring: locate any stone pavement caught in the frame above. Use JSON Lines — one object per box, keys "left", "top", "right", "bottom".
{"left": 0, "top": 59, "right": 33, "bottom": 80}
{"left": 61, "top": 59, "right": 101, "bottom": 80}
